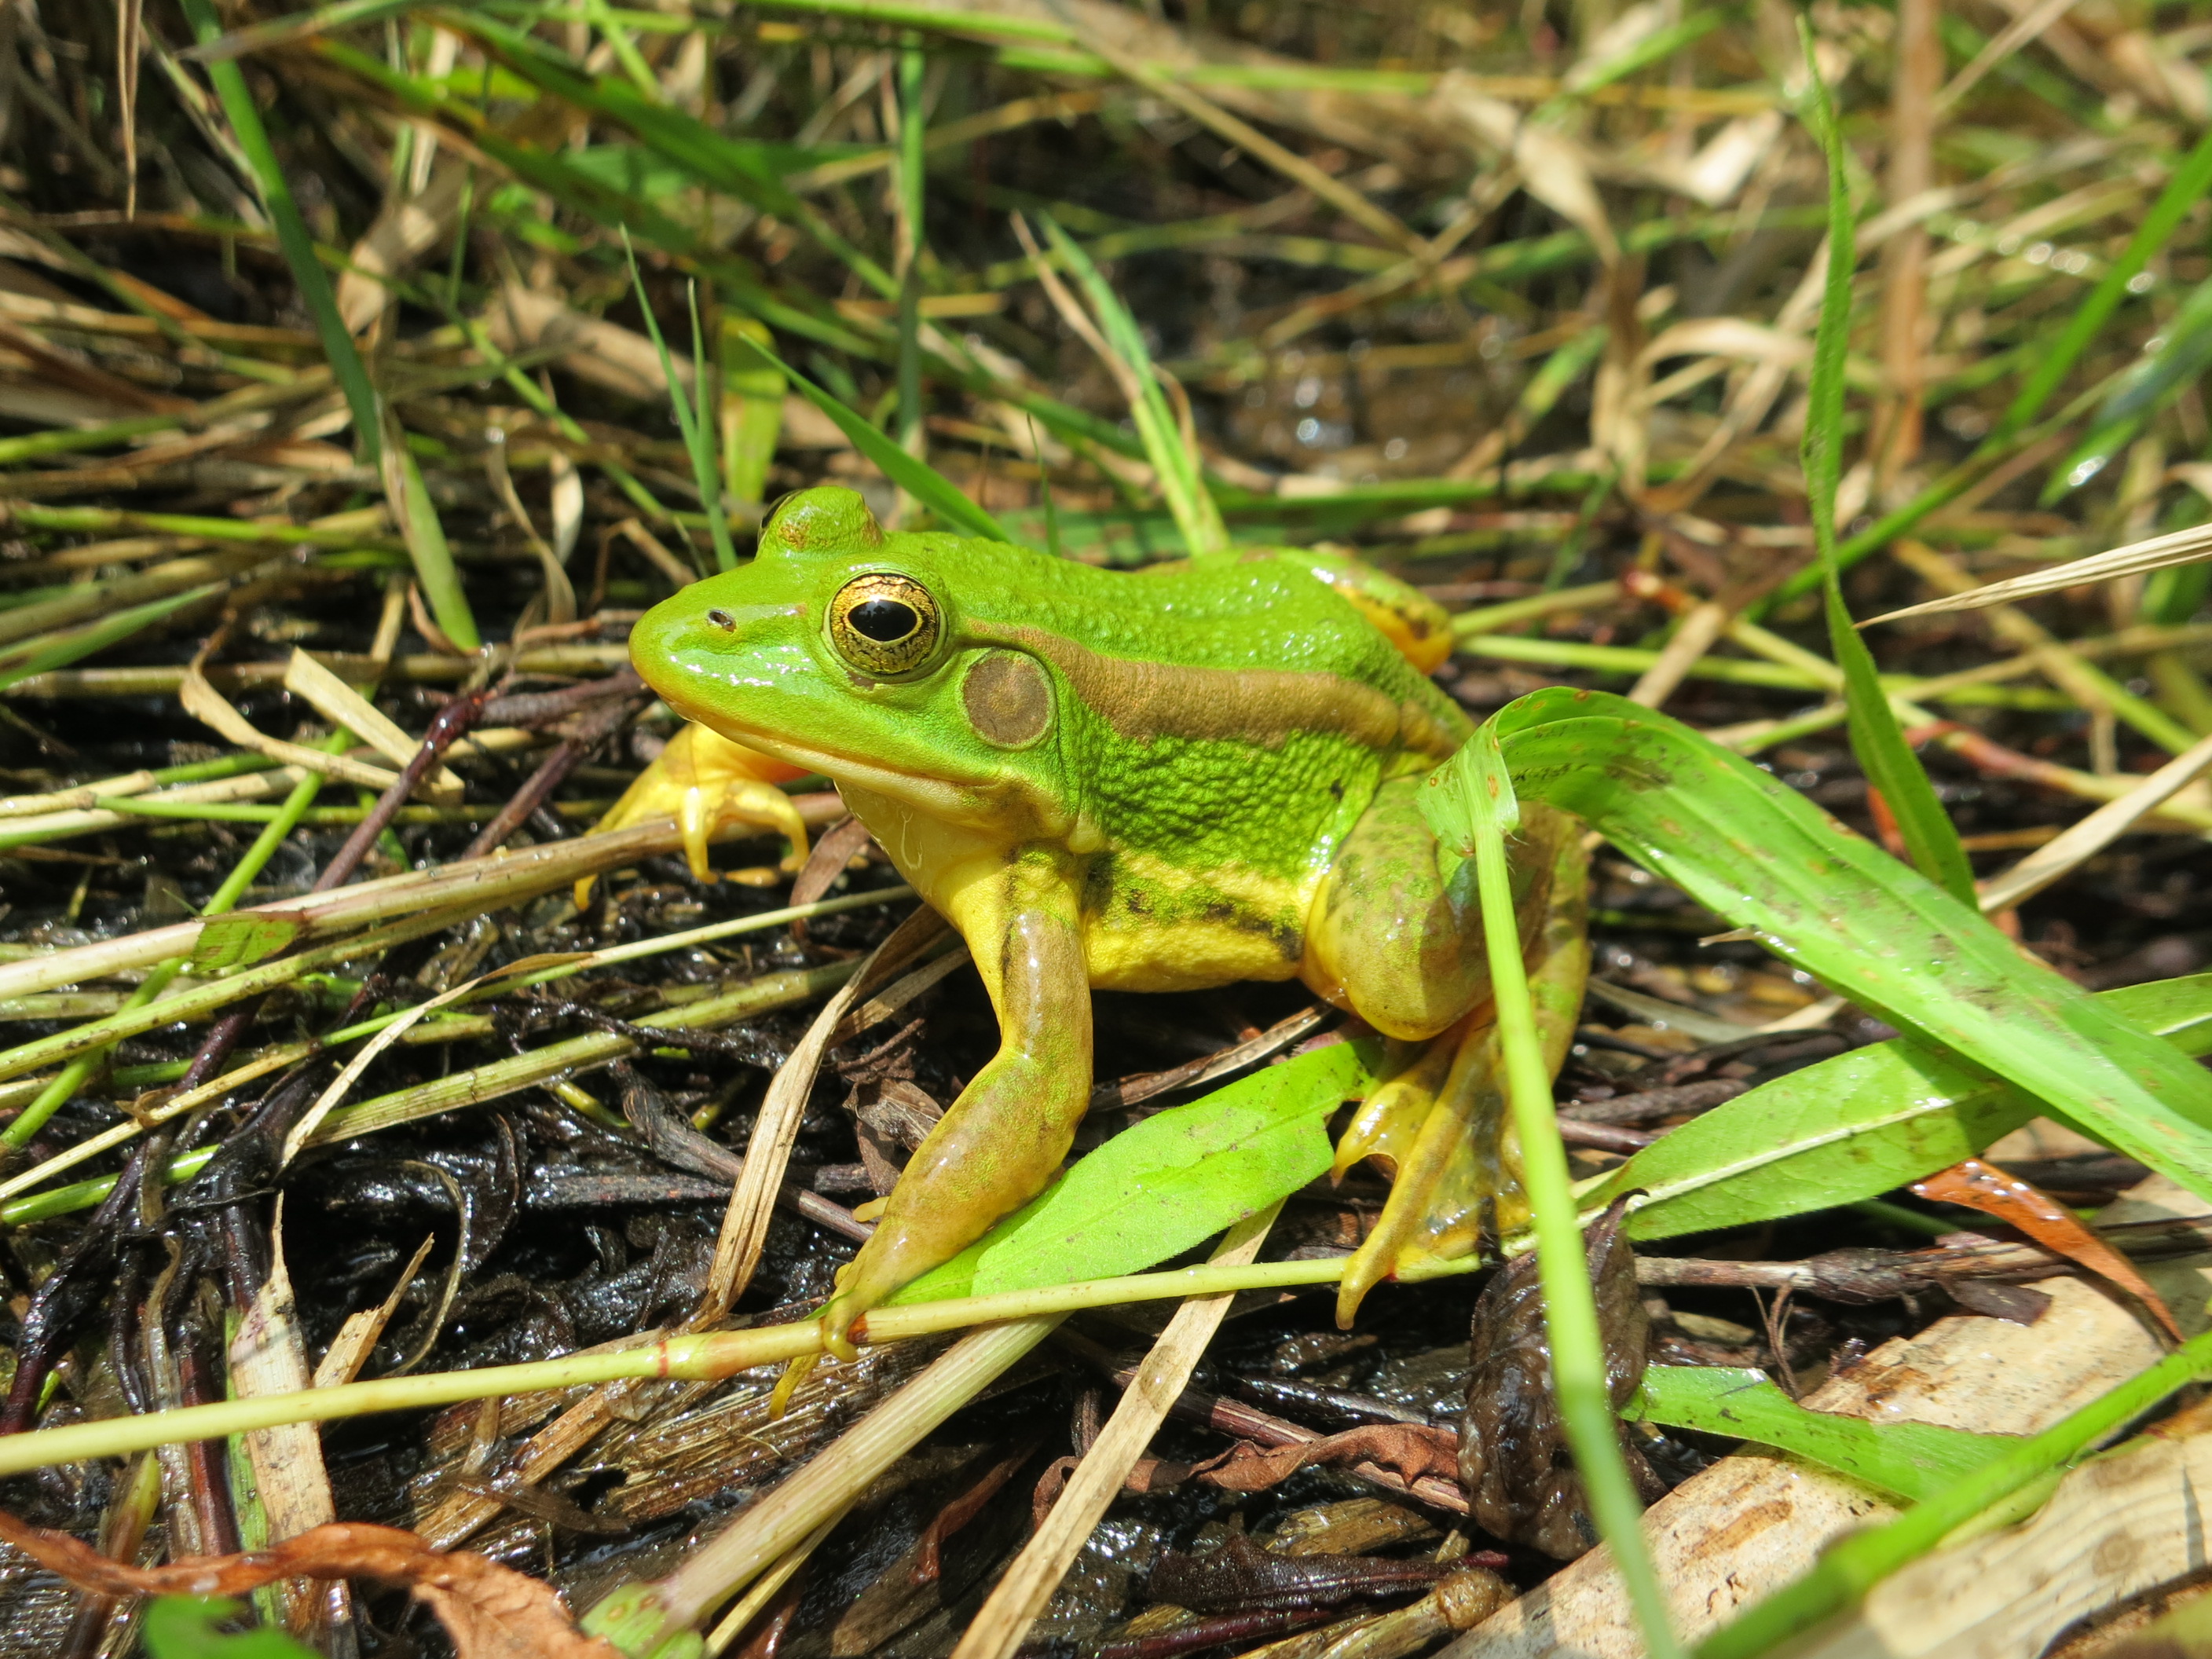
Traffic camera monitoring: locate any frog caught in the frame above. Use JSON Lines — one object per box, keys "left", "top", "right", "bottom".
{"left": 602, "top": 485, "right": 1589, "bottom": 1357}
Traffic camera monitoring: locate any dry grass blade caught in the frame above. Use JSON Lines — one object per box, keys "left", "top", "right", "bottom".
{"left": 227, "top": 1211, "right": 346, "bottom": 1641}
{"left": 947, "top": 1202, "right": 1283, "bottom": 1659}
{"left": 284, "top": 647, "right": 471, "bottom": 794}
{"left": 178, "top": 655, "right": 401, "bottom": 793}
{"left": 1867, "top": 522, "right": 2212, "bottom": 625}
{"left": 1979, "top": 727, "right": 2212, "bottom": 914}
{"left": 698, "top": 906, "right": 950, "bottom": 1324}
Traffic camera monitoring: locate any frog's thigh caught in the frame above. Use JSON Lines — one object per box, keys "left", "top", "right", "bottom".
{"left": 1302, "top": 776, "right": 1555, "bottom": 1041}
{"left": 818, "top": 844, "right": 1092, "bottom": 1357}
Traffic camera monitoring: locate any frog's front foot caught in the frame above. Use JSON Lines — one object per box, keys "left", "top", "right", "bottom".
{"left": 815, "top": 1043, "right": 1084, "bottom": 1359}
{"left": 579, "top": 723, "right": 811, "bottom": 905}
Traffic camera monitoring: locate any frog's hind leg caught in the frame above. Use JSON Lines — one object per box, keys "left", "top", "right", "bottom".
{"left": 1322, "top": 815, "right": 1589, "bottom": 1328}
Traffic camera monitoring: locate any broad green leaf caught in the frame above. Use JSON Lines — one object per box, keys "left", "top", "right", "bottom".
{"left": 1590, "top": 971, "right": 2212, "bottom": 1237}
{"left": 743, "top": 334, "right": 1013, "bottom": 543}
{"left": 187, "top": 915, "right": 302, "bottom": 976}
{"left": 1797, "top": 33, "right": 1974, "bottom": 908}
{"left": 890, "top": 1038, "right": 1378, "bottom": 1305}
{"left": 1629, "top": 1368, "right": 2012, "bottom": 1503}
{"left": 1492, "top": 687, "right": 2212, "bottom": 1201}
{"left": 144, "top": 1599, "right": 317, "bottom": 1659}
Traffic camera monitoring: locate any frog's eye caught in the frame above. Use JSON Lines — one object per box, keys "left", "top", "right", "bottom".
{"left": 828, "top": 573, "right": 943, "bottom": 676}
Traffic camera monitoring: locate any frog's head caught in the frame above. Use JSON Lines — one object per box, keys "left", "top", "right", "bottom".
{"left": 631, "top": 486, "right": 1061, "bottom": 821}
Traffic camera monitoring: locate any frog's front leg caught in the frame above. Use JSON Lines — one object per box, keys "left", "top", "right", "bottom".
{"left": 818, "top": 842, "right": 1091, "bottom": 1358}
{"left": 579, "top": 723, "right": 812, "bottom": 906}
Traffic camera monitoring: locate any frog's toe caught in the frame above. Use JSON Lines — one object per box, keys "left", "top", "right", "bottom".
{"left": 1331, "top": 1035, "right": 1453, "bottom": 1184}
{"left": 577, "top": 723, "right": 811, "bottom": 905}
{"left": 1335, "top": 1018, "right": 1514, "bottom": 1328}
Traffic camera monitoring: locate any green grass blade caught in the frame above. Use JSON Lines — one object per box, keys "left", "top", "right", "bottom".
{"left": 1037, "top": 217, "right": 1230, "bottom": 558}
{"left": 1589, "top": 973, "right": 2212, "bottom": 1238}
{"left": 621, "top": 236, "right": 724, "bottom": 575}
{"left": 2047, "top": 273, "right": 2212, "bottom": 500}
{"left": 1697, "top": 1328, "right": 2212, "bottom": 1658}
{"left": 0, "top": 582, "right": 227, "bottom": 695}
{"left": 1629, "top": 1368, "right": 2011, "bottom": 1503}
{"left": 176, "top": 0, "right": 382, "bottom": 463}
{"left": 690, "top": 287, "right": 737, "bottom": 570}
{"left": 1796, "top": 27, "right": 1975, "bottom": 907}
{"left": 743, "top": 331, "right": 1012, "bottom": 540}
{"left": 720, "top": 316, "right": 787, "bottom": 511}
{"left": 1428, "top": 723, "right": 1683, "bottom": 1659}
{"left": 180, "top": 0, "right": 421, "bottom": 63}
{"left": 313, "top": 38, "right": 1162, "bottom": 484}
{"left": 310, "top": 39, "right": 885, "bottom": 360}
{"left": 1772, "top": 119, "right": 2212, "bottom": 605}
{"left": 441, "top": 11, "right": 898, "bottom": 297}
{"left": 896, "top": 39, "right": 927, "bottom": 463}
{"left": 380, "top": 426, "right": 481, "bottom": 648}
{"left": 1492, "top": 687, "right": 2212, "bottom": 1201}
{"left": 1994, "top": 124, "right": 2212, "bottom": 451}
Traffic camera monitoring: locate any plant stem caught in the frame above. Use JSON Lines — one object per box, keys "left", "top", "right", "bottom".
{"left": 0, "top": 1254, "right": 1485, "bottom": 1477}
{"left": 896, "top": 38, "right": 927, "bottom": 470}
{"left": 0, "top": 737, "right": 341, "bottom": 1150}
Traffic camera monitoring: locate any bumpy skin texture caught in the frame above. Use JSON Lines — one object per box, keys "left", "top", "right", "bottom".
{"left": 627, "top": 486, "right": 1511, "bottom": 1349}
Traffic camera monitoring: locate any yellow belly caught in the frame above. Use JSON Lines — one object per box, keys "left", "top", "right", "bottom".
{"left": 1076, "top": 846, "right": 1315, "bottom": 993}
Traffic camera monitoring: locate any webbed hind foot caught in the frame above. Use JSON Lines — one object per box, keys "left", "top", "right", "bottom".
{"left": 1333, "top": 822, "right": 1588, "bottom": 1325}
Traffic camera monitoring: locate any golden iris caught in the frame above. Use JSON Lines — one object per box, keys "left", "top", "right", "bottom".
{"left": 827, "top": 573, "right": 943, "bottom": 675}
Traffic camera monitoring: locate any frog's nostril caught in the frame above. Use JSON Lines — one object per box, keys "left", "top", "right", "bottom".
{"left": 705, "top": 609, "right": 735, "bottom": 632}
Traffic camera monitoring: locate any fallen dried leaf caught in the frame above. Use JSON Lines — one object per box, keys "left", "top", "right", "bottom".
{"left": 1913, "top": 1158, "right": 2181, "bottom": 1340}
{"left": 0, "top": 1512, "right": 618, "bottom": 1659}
{"left": 1127, "top": 1423, "right": 1463, "bottom": 1497}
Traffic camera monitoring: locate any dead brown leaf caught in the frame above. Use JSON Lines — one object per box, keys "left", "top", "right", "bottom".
{"left": 0, "top": 1512, "right": 621, "bottom": 1659}
{"left": 1124, "top": 1422, "right": 1461, "bottom": 1496}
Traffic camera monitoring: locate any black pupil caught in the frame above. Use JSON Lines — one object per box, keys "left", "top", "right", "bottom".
{"left": 850, "top": 598, "right": 920, "bottom": 643}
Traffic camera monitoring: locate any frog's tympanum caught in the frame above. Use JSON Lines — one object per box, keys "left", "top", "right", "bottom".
{"left": 605, "top": 486, "right": 1588, "bottom": 1355}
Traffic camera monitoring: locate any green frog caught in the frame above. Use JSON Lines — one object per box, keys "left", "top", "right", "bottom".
{"left": 602, "top": 486, "right": 1588, "bottom": 1355}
